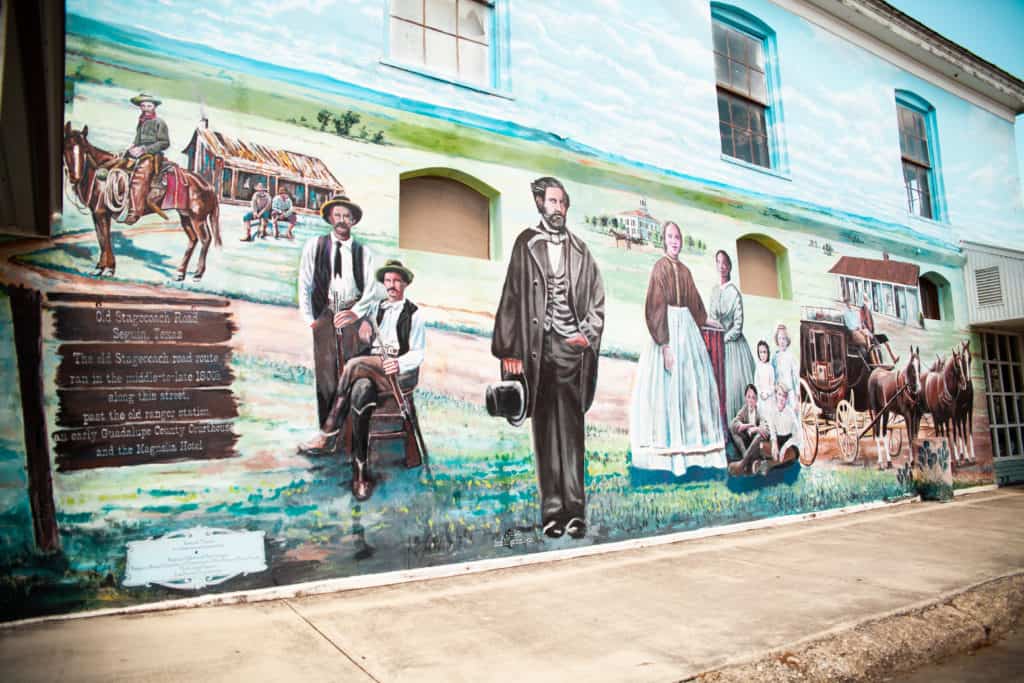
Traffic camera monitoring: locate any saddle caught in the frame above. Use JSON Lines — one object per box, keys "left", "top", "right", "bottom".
{"left": 160, "top": 165, "right": 191, "bottom": 211}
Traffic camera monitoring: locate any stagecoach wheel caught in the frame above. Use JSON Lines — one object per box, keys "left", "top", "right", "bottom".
{"left": 836, "top": 400, "right": 859, "bottom": 464}
{"left": 887, "top": 428, "right": 903, "bottom": 459}
{"left": 800, "top": 394, "right": 819, "bottom": 466}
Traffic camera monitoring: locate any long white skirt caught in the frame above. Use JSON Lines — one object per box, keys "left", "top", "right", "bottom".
{"left": 630, "top": 306, "right": 727, "bottom": 475}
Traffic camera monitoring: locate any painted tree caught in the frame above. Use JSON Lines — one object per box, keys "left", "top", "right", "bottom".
{"left": 317, "top": 109, "right": 332, "bottom": 131}
{"left": 339, "top": 111, "right": 361, "bottom": 135}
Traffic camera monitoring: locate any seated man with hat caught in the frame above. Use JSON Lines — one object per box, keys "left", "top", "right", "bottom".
{"left": 241, "top": 182, "right": 272, "bottom": 241}
{"left": 299, "top": 259, "right": 425, "bottom": 501}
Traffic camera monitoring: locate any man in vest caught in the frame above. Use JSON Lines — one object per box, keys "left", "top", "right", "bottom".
{"left": 492, "top": 177, "right": 605, "bottom": 540}
{"left": 123, "top": 93, "right": 171, "bottom": 225}
{"left": 297, "top": 194, "right": 384, "bottom": 439}
{"left": 300, "top": 260, "right": 425, "bottom": 501}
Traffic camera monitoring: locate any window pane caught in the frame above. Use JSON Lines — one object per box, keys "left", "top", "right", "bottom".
{"left": 734, "top": 130, "right": 752, "bottom": 163}
{"left": 459, "top": 0, "right": 490, "bottom": 43}
{"left": 458, "top": 37, "right": 489, "bottom": 85}
{"left": 717, "top": 92, "right": 731, "bottom": 123}
{"left": 730, "top": 61, "right": 748, "bottom": 95}
{"left": 392, "top": 0, "right": 423, "bottom": 22}
{"left": 426, "top": 0, "right": 457, "bottom": 33}
{"left": 730, "top": 98, "right": 750, "bottom": 129}
{"left": 712, "top": 22, "right": 728, "bottom": 55}
{"left": 1012, "top": 337, "right": 1021, "bottom": 363}
{"left": 752, "top": 133, "right": 769, "bottom": 168}
{"left": 750, "top": 37, "right": 765, "bottom": 69}
{"left": 994, "top": 396, "right": 1006, "bottom": 425}
{"left": 425, "top": 28, "right": 458, "bottom": 74}
{"left": 989, "top": 364, "right": 1004, "bottom": 393}
{"left": 391, "top": 18, "right": 424, "bottom": 65}
{"left": 917, "top": 170, "right": 933, "bottom": 219}
{"left": 749, "top": 107, "right": 764, "bottom": 133}
{"left": 727, "top": 28, "right": 746, "bottom": 61}
{"left": 1011, "top": 428, "right": 1022, "bottom": 457}
{"left": 749, "top": 73, "right": 767, "bottom": 103}
{"left": 1007, "top": 393, "right": 1020, "bottom": 424}
{"left": 719, "top": 122, "right": 734, "bottom": 156}
{"left": 986, "top": 334, "right": 998, "bottom": 360}
{"left": 917, "top": 136, "right": 930, "bottom": 165}
{"left": 715, "top": 53, "right": 729, "bottom": 85}
{"left": 1001, "top": 335, "right": 1012, "bottom": 364}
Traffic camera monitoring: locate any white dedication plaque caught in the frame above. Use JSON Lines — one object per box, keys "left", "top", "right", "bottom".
{"left": 124, "top": 526, "right": 267, "bottom": 590}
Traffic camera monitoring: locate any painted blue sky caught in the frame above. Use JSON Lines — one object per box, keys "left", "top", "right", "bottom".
{"left": 68, "top": 0, "right": 1024, "bottom": 247}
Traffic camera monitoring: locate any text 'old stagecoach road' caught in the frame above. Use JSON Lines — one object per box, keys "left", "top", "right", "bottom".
{"left": 53, "top": 305, "right": 236, "bottom": 343}
{"left": 56, "top": 343, "right": 234, "bottom": 388}
{"left": 50, "top": 292, "right": 240, "bottom": 470}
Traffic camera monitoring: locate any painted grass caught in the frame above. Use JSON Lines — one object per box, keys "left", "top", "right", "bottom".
{"left": 2, "top": 348, "right": 910, "bottom": 620}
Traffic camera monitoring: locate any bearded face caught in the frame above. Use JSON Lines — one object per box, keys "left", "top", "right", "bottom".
{"left": 538, "top": 187, "right": 568, "bottom": 231}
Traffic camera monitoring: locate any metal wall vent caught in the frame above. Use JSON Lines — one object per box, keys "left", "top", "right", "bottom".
{"left": 974, "top": 266, "right": 1003, "bottom": 307}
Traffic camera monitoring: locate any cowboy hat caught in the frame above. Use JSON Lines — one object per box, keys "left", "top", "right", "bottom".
{"left": 130, "top": 93, "right": 162, "bottom": 106}
{"left": 320, "top": 194, "right": 363, "bottom": 225}
{"left": 375, "top": 259, "right": 414, "bottom": 284}
{"left": 486, "top": 376, "right": 529, "bottom": 427}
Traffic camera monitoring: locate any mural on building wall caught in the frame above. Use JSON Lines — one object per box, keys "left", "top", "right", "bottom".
{"left": 0, "top": 4, "right": 1003, "bottom": 621}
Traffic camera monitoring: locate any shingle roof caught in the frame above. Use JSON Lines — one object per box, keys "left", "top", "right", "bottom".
{"left": 827, "top": 255, "right": 920, "bottom": 286}
{"left": 184, "top": 127, "right": 344, "bottom": 188}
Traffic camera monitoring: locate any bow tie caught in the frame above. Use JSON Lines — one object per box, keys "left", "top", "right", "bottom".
{"left": 542, "top": 229, "right": 565, "bottom": 244}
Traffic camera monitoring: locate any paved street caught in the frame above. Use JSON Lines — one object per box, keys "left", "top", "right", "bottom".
{"left": 2, "top": 487, "right": 1022, "bottom": 682}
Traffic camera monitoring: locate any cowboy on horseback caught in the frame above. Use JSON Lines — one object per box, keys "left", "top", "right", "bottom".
{"left": 117, "top": 93, "right": 170, "bottom": 224}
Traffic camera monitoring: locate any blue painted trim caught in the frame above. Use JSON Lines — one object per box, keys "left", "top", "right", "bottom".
{"left": 895, "top": 89, "right": 948, "bottom": 223}
{"left": 710, "top": 2, "right": 790, "bottom": 174}
{"left": 65, "top": 14, "right": 964, "bottom": 258}
{"left": 380, "top": 1, "right": 510, "bottom": 95}
{"left": 380, "top": 59, "right": 514, "bottom": 99}
{"left": 721, "top": 153, "right": 791, "bottom": 181}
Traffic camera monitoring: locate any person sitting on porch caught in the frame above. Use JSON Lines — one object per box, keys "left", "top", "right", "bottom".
{"left": 241, "top": 182, "right": 272, "bottom": 241}
{"left": 270, "top": 187, "right": 298, "bottom": 239}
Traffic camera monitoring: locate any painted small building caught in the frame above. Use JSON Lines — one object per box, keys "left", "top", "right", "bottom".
{"left": 617, "top": 199, "right": 661, "bottom": 244}
{"left": 829, "top": 255, "right": 922, "bottom": 324}
{"left": 182, "top": 124, "right": 344, "bottom": 214}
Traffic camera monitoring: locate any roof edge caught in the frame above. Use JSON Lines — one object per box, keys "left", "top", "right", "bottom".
{"left": 800, "top": 0, "right": 1024, "bottom": 115}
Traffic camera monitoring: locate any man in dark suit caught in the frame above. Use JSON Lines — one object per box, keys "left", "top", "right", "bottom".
{"left": 301, "top": 260, "right": 424, "bottom": 501}
{"left": 492, "top": 177, "right": 605, "bottom": 540}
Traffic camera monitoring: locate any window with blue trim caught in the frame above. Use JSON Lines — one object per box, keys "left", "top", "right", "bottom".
{"left": 711, "top": 4, "right": 783, "bottom": 170}
{"left": 895, "top": 91, "right": 944, "bottom": 221}
{"left": 389, "top": 0, "right": 496, "bottom": 89}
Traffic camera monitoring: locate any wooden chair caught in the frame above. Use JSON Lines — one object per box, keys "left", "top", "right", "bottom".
{"left": 342, "top": 387, "right": 423, "bottom": 469}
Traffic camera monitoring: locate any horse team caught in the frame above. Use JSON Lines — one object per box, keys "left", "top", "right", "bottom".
{"left": 867, "top": 339, "right": 976, "bottom": 469}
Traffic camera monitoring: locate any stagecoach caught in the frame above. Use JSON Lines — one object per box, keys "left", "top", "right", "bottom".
{"left": 797, "top": 306, "right": 904, "bottom": 465}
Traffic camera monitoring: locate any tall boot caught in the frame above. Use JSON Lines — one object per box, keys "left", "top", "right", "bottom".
{"left": 350, "top": 385, "right": 376, "bottom": 501}
{"left": 124, "top": 157, "right": 151, "bottom": 225}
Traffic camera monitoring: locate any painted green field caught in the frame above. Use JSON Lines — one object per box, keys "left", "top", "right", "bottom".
{"left": 1, "top": 330, "right": 911, "bottom": 620}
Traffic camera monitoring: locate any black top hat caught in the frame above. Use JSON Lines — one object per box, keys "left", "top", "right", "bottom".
{"left": 485, "top": 375, "right": 528, "bottom": 427}
{"left": 319, "top": 194, "right": 363, "bottom": 225}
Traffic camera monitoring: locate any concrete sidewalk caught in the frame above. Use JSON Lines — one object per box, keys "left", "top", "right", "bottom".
{"left": 2, "top": 488, "right": 1022, "bottom": 682}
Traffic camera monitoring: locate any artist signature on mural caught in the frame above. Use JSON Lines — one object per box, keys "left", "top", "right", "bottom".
{"left": 494, "top": 527, "right": 538, "bottom": 549}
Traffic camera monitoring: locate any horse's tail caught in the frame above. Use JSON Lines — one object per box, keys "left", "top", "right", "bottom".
{"left": 208, "top": 193, "right": 222, "bottom": 247}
